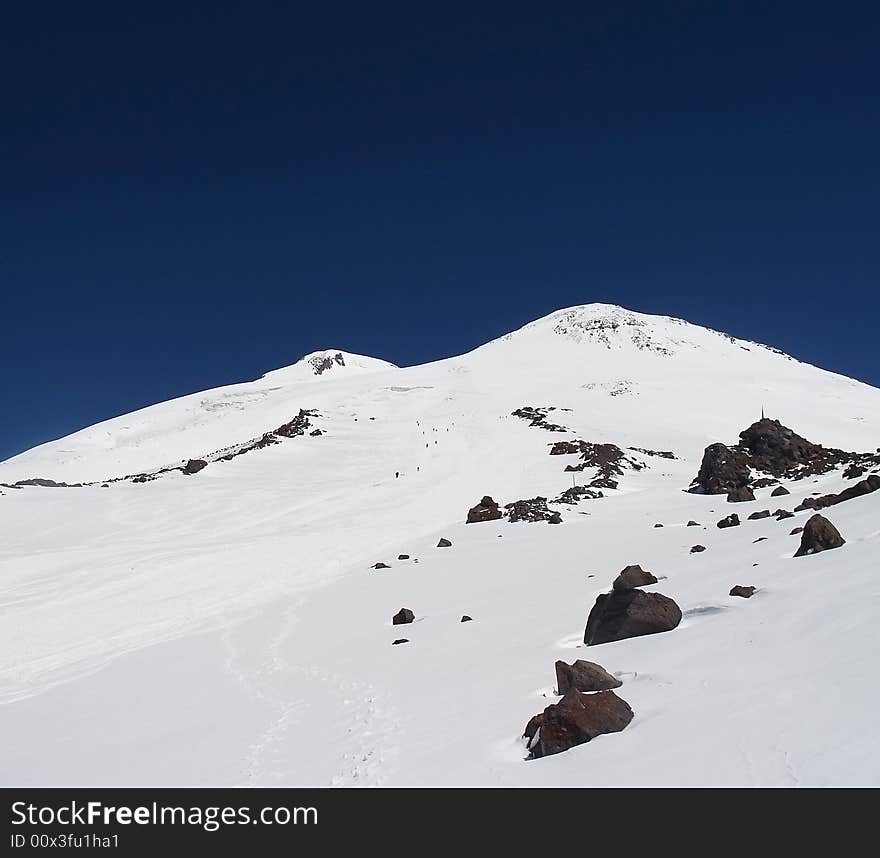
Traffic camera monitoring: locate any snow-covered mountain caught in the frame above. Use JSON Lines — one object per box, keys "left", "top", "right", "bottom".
{"left": 1, "top": 303, "right": 878, "bottom": 785}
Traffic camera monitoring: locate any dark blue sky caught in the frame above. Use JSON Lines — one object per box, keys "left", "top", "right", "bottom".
{"left": 2, "top": 3, "right": 878, "bottom": 460}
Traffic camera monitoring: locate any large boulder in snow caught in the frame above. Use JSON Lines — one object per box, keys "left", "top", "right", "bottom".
{"left": 771, "top": 486, "right": 790, "bottom": 497}
{"left": 392, "top": 608, "right": 415, "bottom": 625}
{"left": 612, "top": 564, "right": 657, "bottom": 591}
{"left": 584, "top": 589, "right": 682, "bottom": 645}
{"left": 690, "top": 443, "right": 751, "bottom": 495}
{"left": 466, "top": 496, "right": 502, "bottom": 523}
{"left": 182, "top": 459, "right": 207, "bottom": 475}
{"left": 717, "top": 513, "right": 741, "bottom": 529}
{"left": 555, "top": 659, "right": 622, "bottom": 694}
{"left": 524, "top": 689, "right": 633, "bottom": 759}
{"left": 794, "top": 514, "right": 845, "bottom": 557}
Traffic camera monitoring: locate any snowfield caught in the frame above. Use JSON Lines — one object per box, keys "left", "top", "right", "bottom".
{"left": 1, "top": 304, "right": 878, "bottom": 786}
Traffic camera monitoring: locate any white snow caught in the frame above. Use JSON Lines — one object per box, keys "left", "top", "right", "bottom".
{"left": 1, "top": 303, "right": 878, "bottom": 785}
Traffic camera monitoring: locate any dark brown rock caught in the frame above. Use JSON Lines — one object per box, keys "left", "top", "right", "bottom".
{"left": 690, "top": 544, "right": 706, "bottom": 553}
{"left": 392, "top": 608, "right": 415, "bottom": 625}
{"left": 748, "top": 510, "right": 771, "bottom": 520}
{"left": 460, "top": 615, "right": 472, "bottom": 623}
{"left": 790, "top": 526, "right": 804, "bottom": 535}
{"left": 771, "top": 486, "right": 790, "bottom": 497}
{"left": 524, "top": 689, "right": 634, "bottom": 759}
{"left": 794, "top": 514, "right": 845, "bottom": 557}
{"left": 612, "top": 564, "right": 657, "bottom": 591}
{"left": 392, "top": 638, "right": 409, "bottom": 645}
{"left": 584, "top": 589, "right": 682, "bottom": 645}
{"left": 717, "top": 513, "right": 740, "bottom": 529}
{"left": 727, "top": 486, "right": 756, "bottom": 503}
{"left": 398, "top": 554, "right": 410, "bottom": 560}
{"left": 729, "top": 585, "right": 757, "bottom": 598}
{"left": 775, "top": 509, "right": 794, "bottom": 520}
{"left": 687, "top": 520, "right": 701, "bottom": 527}
{"left": 467, "top": 495, "right": 502, "bottom": 523}
{"left": 437, "top": 538, "right": 452, "bottom": 547}
{"left": 372, "top": 562, "right": 390, "bottom": 569}
{"left": 690, "top": 443, "right": 751, "bottom": 495}
{"left": 555, "top": 660, "right": 622, "bottom": 694}
{"left": 182, "top": 459, "right": 207, "bottom": 475}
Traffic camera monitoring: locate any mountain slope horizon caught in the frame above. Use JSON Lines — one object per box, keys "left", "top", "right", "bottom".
{"left": 2, "top": 301, "right": 879, "bottom": 786}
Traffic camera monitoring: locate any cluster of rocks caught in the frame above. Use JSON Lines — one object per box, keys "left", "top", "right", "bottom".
{"left": 552, "top": 485, "right": 604, "bottom": 505}
{"left": 217, "top": 408, "right": 320, "bottom": 461}
{"left": 505, "top": 497, "right": 562, "bottom": 524}
{"left": 309, "top": 352, "right": 346, "bottom": 375}
{"left": 793, "top": 474, "right": 880, "bottom": 513}
{"left": 629, "top": 447, "right": 676, "bottom": 459}
{"left": 689, "top": 418, "right": 879, "bottom": 496}
{"left": 511, "top": 406, "right": 571, "bottom": 432}
{"left": 466, "top": 495, "right": 565, "bottom": 524}
{"left": 523, "top": 563, "right": 681, "bottom": 759}
{"left": 549, "top": 440, "right": 645, "bottom": 486}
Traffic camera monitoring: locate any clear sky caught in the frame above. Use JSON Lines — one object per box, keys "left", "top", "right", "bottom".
{"left": 2, "top": 3, "right": 878, "bottom": 461}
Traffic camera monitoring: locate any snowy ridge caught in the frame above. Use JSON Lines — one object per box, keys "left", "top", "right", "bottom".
{"left": 1, "top": 304, "right": 879, "bottom": 785}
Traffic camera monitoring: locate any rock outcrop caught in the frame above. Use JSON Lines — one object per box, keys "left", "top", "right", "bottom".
{"left": 466, "top": 496, "right": 502, "bottom": 523}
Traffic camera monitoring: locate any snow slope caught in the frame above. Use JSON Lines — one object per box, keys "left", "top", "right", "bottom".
{"left": 1, "top": 303, "right": 878, "bottom": 785}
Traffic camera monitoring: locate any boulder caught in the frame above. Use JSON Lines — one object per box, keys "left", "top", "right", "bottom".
{"left": 775, "top": 509, "right": 794, "bottom": 520}
{"left": 790, "top": 526, "right": 804, "bottom": 535}
{"left": 467, "top": 495, "right": 502, "bottom": 523}
{"left": 392, "top": 638, "right": 409, "bottom": 645}
{"left": 690, "top": 442, "right": 751, "bottom": 495}
{"left": 717, "top": 514, "right": 741, "bottom": 529}
{"left": 460, "top": 615, "right": 472, "bottom": 623}
{"left": 687, "top": 520, "right": 701, "bottom": 527}
{"left": 584, "top": 589, "right": 682, "bottom": 645}
{"left": 392, "top": 608, "right": 415, "bottom": 625}
{"left": 524, "top": 689, "right": 634, "bottom": 759}
{"left": 612, "top": 564, "right": 658, "bottom": 591}
{"left": 729, "top": 585, "right": 757, "bottom": 598}
{"left": 372, "top": 562, "right": 391, "bottom": 569}
{"left": 182, "top": 459, "right": 207, "bottom": 475}
{"left": 771, "top": 486, "right": 790, "bottom": 497}
{"left": 747, "top": 510, "right": 771, "bottom": 520}
{"left": 653, "top": 523, "right": 664, "bottom": 528}
{"left": 727, "top": 486, "right": 756, "bottom": 503}
{"left": 690, "top": 545, "right": 706, "bottom": 553}
{"left": 548, "top": 511, "right": 563, "bottom": 524}
{"left": 437, "top": 538, "right": 452, "bottom": 548}
{"left": 794, "top": 514, "right": 845, "bottom": 557}
{"left": 555, "top": 660, "right": 622, "bottom": 694}
{"left": 398, "top": 554, "right": 410, "bottom": 560}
